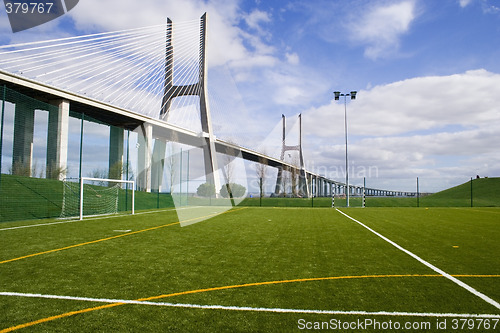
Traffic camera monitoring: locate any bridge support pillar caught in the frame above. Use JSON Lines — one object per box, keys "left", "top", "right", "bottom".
{"left": 108, "top": 126, "right": 124, "bottom": 180}
{"left": 151, "top": 139, "right": 167, "bottom": 192}
{"left": 137, "top": 124, "right": 153, "bottom": 192}
{"left": 47, "top": 99, "right": 69, "bottom": 180}
{"left": 162, "top": 13, "right": 221, "bottom": 196}
{"left": 12, "top": 101, "right": 34, "bottom": 176}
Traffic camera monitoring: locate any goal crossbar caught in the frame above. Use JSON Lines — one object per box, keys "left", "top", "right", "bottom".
{"left": 79, "top": 177, "right": 135, "bottom": 220}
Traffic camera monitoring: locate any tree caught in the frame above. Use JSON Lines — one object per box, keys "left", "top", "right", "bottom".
{"left": 220, "top": 183, "right": 246, "bottom": 198}
{"left": 197, "top": 182, "right": 215, "bottom": 197}
{"left": 221, "top": 139, "right": 237, "bottom": 206}
{"left": 255, "top": 155, "right": 268, "bottom": 199}
{"left": 165, "top": 142, "right": 178, "bottom": 194}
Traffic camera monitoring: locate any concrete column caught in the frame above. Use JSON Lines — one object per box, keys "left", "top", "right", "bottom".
{"left": 109, "top": 126, "right": 124, "bottom": 180}
{"left": 275, "top": 167, "right": 283, "bottom": 195}
{"left": 151, "top": 139, "right": 167, "bottom": 192}
{"left": 12, "top": 102, "right": 34, "bottom": 176}
{"left": 47, "top": 99, "right": 69, "bottom": 180}
{"left": 137, "top": 123, "right": 153, "bottom": 192}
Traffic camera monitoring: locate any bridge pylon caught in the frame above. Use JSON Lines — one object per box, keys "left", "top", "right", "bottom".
{"left": 151, "top": 13, "right": 221, "bottom": 195}
{"left": 274, "top": 114, "right": 310, "bottom": 198}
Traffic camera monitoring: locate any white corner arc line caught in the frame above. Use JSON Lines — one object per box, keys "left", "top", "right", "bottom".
{"left": 335, "top": 209, "right": 500, "bottom": 311}
{"left": 1, "top": 292, "right": 499, "bottom": 319}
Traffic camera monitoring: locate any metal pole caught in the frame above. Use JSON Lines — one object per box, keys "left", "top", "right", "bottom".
{"left": 344, "top": 95, "right": 349, "bottom": 207}
{"left": 311, "top": 177, "right": 314, "bottom": 207}
{"left": 180, "top": 148, "right": 183, "bottom": 206}
{"left": 470, "top": 177, "right": 473, "bottom": 207}
{"left": 79, "top": 113, "right": 84, "bottom": 180}
{"left": 79, "top": 176, "right": 84, "bottom": 220}
{"left": 363, "top": 177, "right": 366, "bottom": 208}
{"left": 125, "top": 130, "right": 130, "bottom": 211}
{"left": 417, "top": 177, "right": 420, "bottom": 208}
{"left": 259, "top": 177, "right": 263, "bottom": 207}
{"left": 331, "top": 183, "right": 335, "bottom": 208}
{"left": 0, "top": 85, "right": 6, "bottom": 189}
{"left": 157, "top": 162, "right": 160, "bottom": 209}
{"left": 78, "top": 113, "right": 84, "bottom": 219}
{"left": 131, "top": 180, "right": 135, "bottom": 215}
{"left": 186, "top": 149, "right": 189, "bottom": 206}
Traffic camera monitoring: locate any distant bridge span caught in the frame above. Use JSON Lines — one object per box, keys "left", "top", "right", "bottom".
{"left": 0, "top": 13, "right": 418, "bottom": 201}
{"left": 0, "top": 69, "right": 418, "bottom": 200}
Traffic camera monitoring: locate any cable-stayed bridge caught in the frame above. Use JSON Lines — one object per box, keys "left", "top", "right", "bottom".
{"left": 0, "top": 13, "right": 416, "bottom": 200}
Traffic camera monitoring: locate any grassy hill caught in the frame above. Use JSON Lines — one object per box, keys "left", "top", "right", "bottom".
{"left": 421, "top": 177, "right": 500, "bottom": 207}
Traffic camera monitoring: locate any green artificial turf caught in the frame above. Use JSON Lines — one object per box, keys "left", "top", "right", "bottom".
{"left": 1, "top": 207, "right": 498, "bottom": 332}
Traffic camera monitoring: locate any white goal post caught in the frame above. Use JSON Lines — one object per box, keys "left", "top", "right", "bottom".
{"left": 61, "top": 177, "right": 135, "bottom": 220}
{"left": 79, "top": 177, "right": 134, "bottom": 220}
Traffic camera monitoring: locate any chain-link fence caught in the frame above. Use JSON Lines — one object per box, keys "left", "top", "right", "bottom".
{"left": 1, "top": 86, "right": 498, "bottom": 223}
{"left": 0, "top": 86, "right": 177, "bottom": 222}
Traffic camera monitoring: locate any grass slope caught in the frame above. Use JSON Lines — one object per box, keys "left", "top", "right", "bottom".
{"left": 422, "top": 177, "right": 500, "bottom": 207}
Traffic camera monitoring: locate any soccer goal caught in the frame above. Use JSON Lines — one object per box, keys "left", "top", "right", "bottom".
{"left": 331, "top": 190, "right": 366, "bottom": 208}
{"left": 61, "top": 177, "right": 135, "bottom": 220}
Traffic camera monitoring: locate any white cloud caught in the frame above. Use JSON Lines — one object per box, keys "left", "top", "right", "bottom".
{"left": 302, "top": 69, "right": 500, "bottom": 190}
{"left": 339, "top": 69, "right": 499, "bottom": 137}
{"left": 285, "top": 52, "right": 300, "bottom": 65}
{"left": 62, "top": 0, "right": 279, "bottom": 71}
{"left": 244, "top": 9, "right": 271, "bottom": 33}
{"left": 349, "top": 0, "right": 418, "bottom": 59}
{"left": 459, "top": 0, "right": 473, "bottom": 8}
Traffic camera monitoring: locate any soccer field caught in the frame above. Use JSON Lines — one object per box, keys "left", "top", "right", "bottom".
{"left": 0, "top": 207, "right": 499, "bottom": 332}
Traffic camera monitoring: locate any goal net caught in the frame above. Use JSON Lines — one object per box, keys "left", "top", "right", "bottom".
{"left": 61, "top": 177, "right": 135, "bottom": 220}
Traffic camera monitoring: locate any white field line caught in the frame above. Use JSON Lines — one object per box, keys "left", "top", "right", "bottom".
{"left": 335, "top": 209, "right": 500, "bottom": 311}
{"left": 1, "top": 292, "right": 499, "bottom": 319}
{"left": 0, "top": 206, "right": 206, "bottom": 232}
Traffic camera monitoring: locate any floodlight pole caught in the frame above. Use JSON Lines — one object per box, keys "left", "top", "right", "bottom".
{"left": 334, "top": 91, "right": 357, "bottom": 207}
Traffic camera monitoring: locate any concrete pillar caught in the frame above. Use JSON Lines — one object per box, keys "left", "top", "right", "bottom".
{"left": 137, "top": 123, "right": 153, "bottom": 192}
{"left": 108, "top": 126, "right": 124, "bottom": 180}
{"left": 299, "top": 169, "right": 308, "bottom": 197}
{"left": 306, "top": 174, "right": 310, "bottom": 198}
{"left": 12, "top": 102, "right": 34, "bottom": 176}
{"left": 47, "top": 99, "right": 69, "bottom": 180}
{"left": 275, "top": 167, "right": 283, "bottom": 195}
{"left": 151, "top": 139, "right": 167, "bottom": 192}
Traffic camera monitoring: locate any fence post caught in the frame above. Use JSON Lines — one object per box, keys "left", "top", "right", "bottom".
{"left": 417, "top": 177, "right": 420, "bottom": 208}
{"left": 331, "top": 185, "right": 335, "bottom": 208}
{"left": 125, "top": 130, "right": 130, "bottom": 211}
{"left": 0, "top": 85, "right": 6, "bottom": 190}
{"left": 363, "top": 177, "right": 366, "bottom": 208}
{"left": 470, "top": 177, "right": 473, "bottom": 207}
{"left": 259, "top": 177, "right": 263, "bottom": 207}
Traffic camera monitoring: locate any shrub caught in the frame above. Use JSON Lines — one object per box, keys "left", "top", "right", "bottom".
{"left": 197, "top": 182, "right": 216, "bottom": 197}
{"left": 220, "top": 183, "right": 246, "bottom": 198}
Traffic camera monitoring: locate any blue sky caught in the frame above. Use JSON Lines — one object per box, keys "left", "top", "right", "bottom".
{"left": 1, "top": 0, "right": 499, "bottom": 192}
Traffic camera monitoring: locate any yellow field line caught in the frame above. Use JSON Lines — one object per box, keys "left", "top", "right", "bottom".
{"left": 2, "top": 273, "right": 499, "bottom": 332}
{"left": 0, "top": 207, "right": 247, "bottom": 265}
